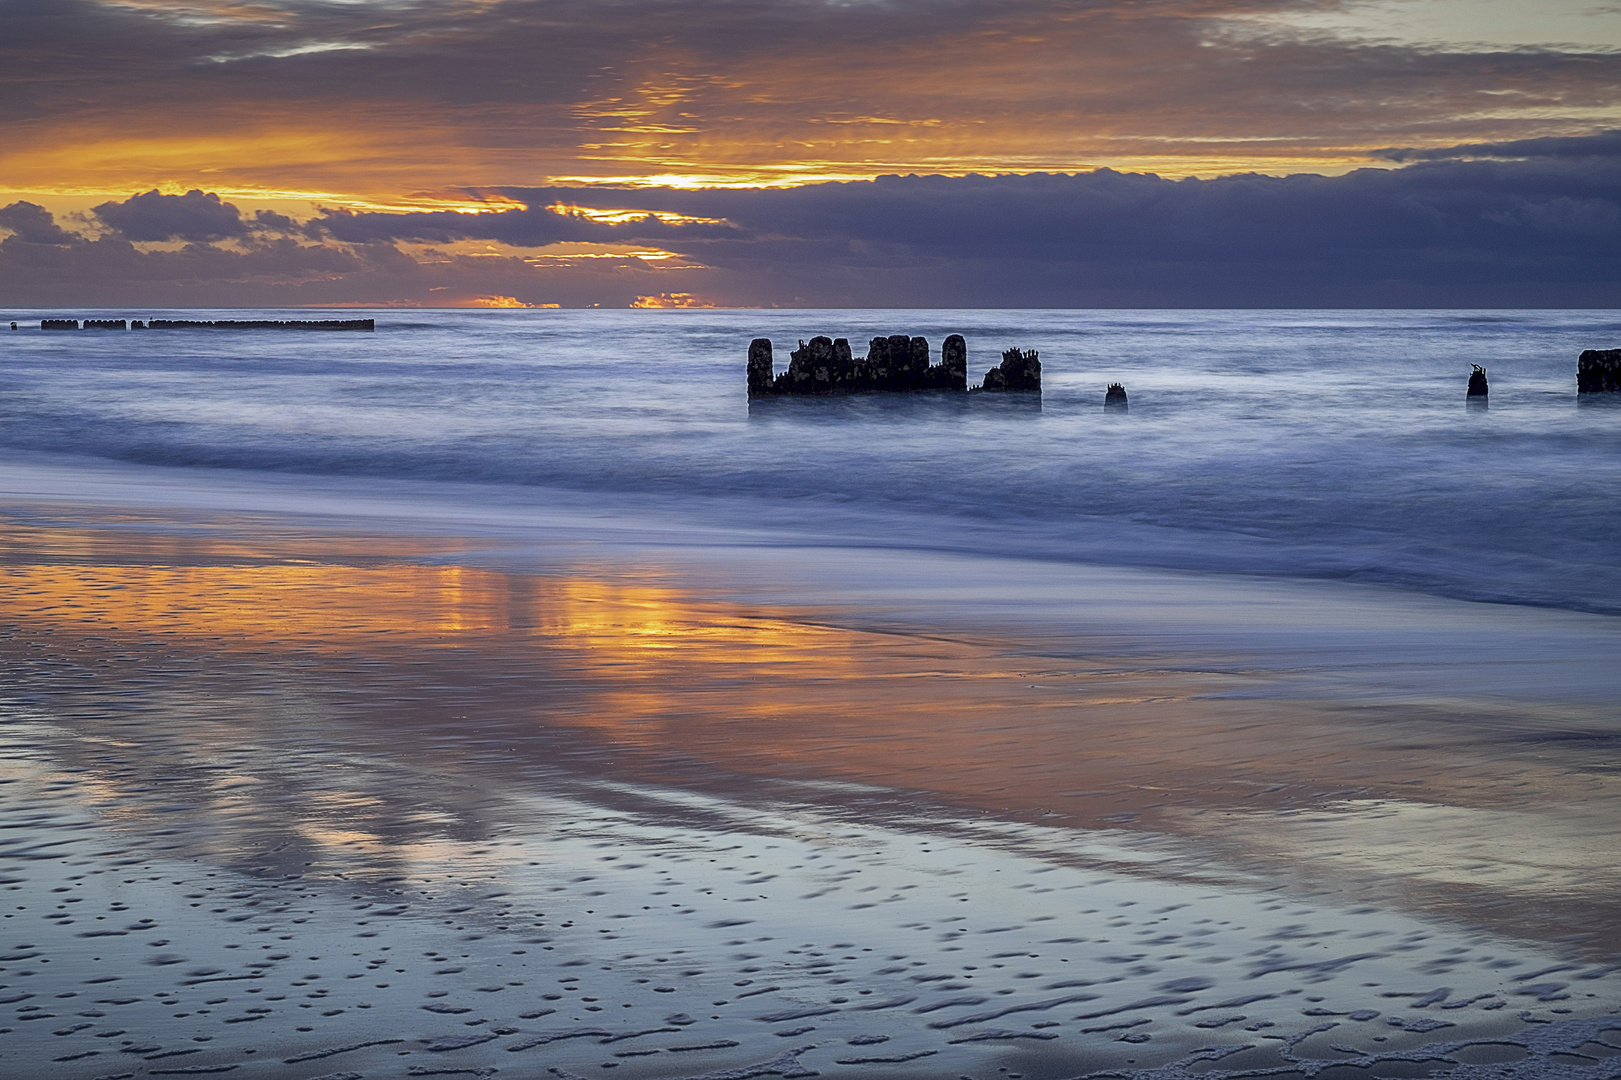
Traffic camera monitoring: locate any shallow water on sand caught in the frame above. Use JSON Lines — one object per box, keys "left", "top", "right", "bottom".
{"left": 2, "top": 511, "right": 1619, "bottom": 1079}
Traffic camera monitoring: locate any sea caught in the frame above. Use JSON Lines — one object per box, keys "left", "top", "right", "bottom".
{"left": 2, "top": 309, "right": 1620, "bottom": 1080}
{"left": 3, "top": 308, "right": 1619, "bottom": 614}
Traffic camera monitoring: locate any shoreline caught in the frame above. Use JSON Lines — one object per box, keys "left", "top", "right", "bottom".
{"left": 3, "top": 497, "right": 1620, "bottom": 1077}
{"left": 5, "top": 449, "right": 1621, "bottom": 621}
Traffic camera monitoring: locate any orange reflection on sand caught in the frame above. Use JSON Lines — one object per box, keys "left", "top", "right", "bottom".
{"left": 0, "top": 521, "right": 840, "bottom": 671}
{"left": 0, "top": 557, "right": 731, "bottom": 648}
{"left": 11, "top": 546, "right": 1204, "bottom": 801}
{"left": 7, "top": 520, "right": 1620, "bottom": 960}
{"left": 2, "top": 521, "right": 1596, "bottom": 837}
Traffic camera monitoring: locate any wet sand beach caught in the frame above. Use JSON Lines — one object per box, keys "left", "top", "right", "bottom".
{"left": 2, "top": 489, "right": 1619, "bottom": 1080}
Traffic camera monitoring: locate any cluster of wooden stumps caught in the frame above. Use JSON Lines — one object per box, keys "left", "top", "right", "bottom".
{"left": 748, "top": 334, "right": 1040, "bottom": 397}
{"left": 32, "top": 318, "right": 375, "bottom": 331}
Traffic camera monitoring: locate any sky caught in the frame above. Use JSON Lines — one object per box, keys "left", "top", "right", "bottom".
{"left": 2, "top": 0, "right": 1619, "bottom": 308}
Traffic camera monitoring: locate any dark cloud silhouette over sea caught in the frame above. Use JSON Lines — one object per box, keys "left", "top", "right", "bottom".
{"left": 93, "top": 189, "right": 257, "bottom": 242}
{"left": 1377, "top": 129, "right": 1621, "bottom": 163}
{"left": 0, "top": 201, "right": 78, "bottom": 246}
{"left": 4, "top": 135, "right": 1618, "bottom": 306}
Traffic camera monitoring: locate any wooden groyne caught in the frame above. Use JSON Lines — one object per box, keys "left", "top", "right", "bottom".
{"left": 146, "top": 319, "right": 375, "bottom": 331}
{"left": 748, "top": 334, "right": 1039, "bottom": 396}
{"left": 35, "top": 318, "right": 374, "bottom": 331}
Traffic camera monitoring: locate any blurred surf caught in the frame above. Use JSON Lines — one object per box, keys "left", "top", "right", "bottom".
{"left": 3, "top": 307, "right": 1619, "bottom": 612}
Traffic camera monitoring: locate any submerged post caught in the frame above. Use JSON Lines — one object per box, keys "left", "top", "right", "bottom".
{"left": 1105, "top": 383, "right": 1128, "bottom": 409}
{"left": 943, "top": 334, "right": 967, "bottom": 391}
{"left": 786, "top": 336, "right": 841, "bottom": 393}
{"left": 747, "top": 338, "right": 775, "bottom": 397}
{"left": 907, "top": 337, "right": 929, "bottom": 389}
{"left": 977, "top": 348, "right": 1041, "bottom": 392}
{"left": 1578, "top": 349, "right": 1621, "bottom": 394}
{"left": 1467, "top": 365, "right": 1488, "bottom": 398}
{"left": 833, "top": 338, "right": 854, "bottom": 383}
{"left": 887, "top": 334, "right": 914, "bottom": 390}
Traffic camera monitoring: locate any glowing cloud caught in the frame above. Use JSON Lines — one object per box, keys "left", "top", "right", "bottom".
{"left": 546, "top": 203, "right": 729, "bottom": 227}
{"left": 466, "top": 295, "right": 556, "bottom": 308}
{"left": 629, "top": 293, "right": 720, "bottom": 308}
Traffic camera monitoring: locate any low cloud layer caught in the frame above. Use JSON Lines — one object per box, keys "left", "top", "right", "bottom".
{"left": 93, "top": 189, "right": 256, "bottom": 242}
{"left": 4, "top": 139, "right": 1618, "bottom": 307}
{"left": 1377, "top": 129, "right": 1621, "bottom": 163}
{"left": 0, "top": 201, "right": 78, "bottom": 246}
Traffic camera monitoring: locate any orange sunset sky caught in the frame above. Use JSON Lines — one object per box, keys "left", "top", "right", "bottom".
{"left": 3, "top": 0, "right": 1620, "bottom": 307}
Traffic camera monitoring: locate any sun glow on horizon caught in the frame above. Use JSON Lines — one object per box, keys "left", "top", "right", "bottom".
{"left": 628, "top": 292, "right": 720, "bottom": 308}
{"left": 546, "top": 203, "right": 730, "bottom": 226}
{"left": 466, "top": 295, "right": 561, "bottom": 308}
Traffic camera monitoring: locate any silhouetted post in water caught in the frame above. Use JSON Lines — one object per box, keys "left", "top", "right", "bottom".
{"left": 977, "top": 348, "right": 1041, "bottom": 392}
{"left": 8, "top": 322, "right": 15, "bottom": 331}
{"left": 1466, "top": 365, "right": 1489, "bottom": 409}
{"left": 905, "top": 336, "right": 929, "bottom": 389}
{"left": 1578, "top": 349, "right": 1621, "bottom": 394}
{"left": 833, "top": 338, "right": 854, "bottom": 384}
{"left": 786, "top": 336, "right": 842, "bottom": 393}
{"left": 888, "top": 334, "right": 915, "bottom": 390}
{"left": 943, "top": 334, "right": 967, "bottom": 391}
{"left": 1105, "top": 383, "right": 1128, "bottom": 409}
{"left": 747, "top": 338, "right": 775, "bottom": 397}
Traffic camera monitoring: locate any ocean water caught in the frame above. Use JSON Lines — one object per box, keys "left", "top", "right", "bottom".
{"left": 3, "top": 308, "right": 1620, "bottom": 614}
{"left": 5, "top": 310, "right": 1621, "bottom": 1079}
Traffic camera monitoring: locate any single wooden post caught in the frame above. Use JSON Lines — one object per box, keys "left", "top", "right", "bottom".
{"left": 747, "top": 338, "right": 775, "bottom": 397}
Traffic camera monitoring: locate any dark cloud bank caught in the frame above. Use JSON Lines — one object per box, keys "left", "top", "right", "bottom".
{"left": 4, "top": 136, "right": 1619, "bottom": 308}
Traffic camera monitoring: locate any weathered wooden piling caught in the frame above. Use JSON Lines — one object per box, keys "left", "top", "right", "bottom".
{"left": 977, "top": 348, "right": 1041, "bottom": 392}
{"left": 84, "top": 319, "right": 127, "bottom": 330}
{"left": 1467, "top": 365, "right": 1488, "bottom": 398}
{"left": 1578, "top": 349, "right": 1621, "bottom": 394}
{"left": 41, "top": 319, "right": 79, "bottom": 330}
{"left": 747, "top": 338, "right": 775, "bottom": 397}
{"left": 943, "top": 334, "right": 968, "bottom": 391}
{"left": 784, "top": 335, "right": 842, "bottom": 393}
{"left": 1105, "top": 383, "right": 1128, "bottom": 409}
